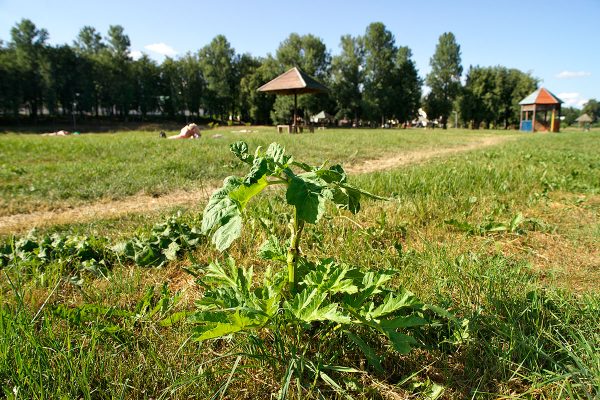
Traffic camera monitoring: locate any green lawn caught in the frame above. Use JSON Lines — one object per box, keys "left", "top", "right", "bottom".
{"left": 1, "top": 128, "right": 598, "bottom": 399}
{"left": 0, "top": 127, "right": 519, "bottom": 215}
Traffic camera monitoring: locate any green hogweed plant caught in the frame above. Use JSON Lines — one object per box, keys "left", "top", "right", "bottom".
{"left": 197, "top": 142, "right": 466, "bottom": 395}
{"left": 201, "top": 141, "right": 386, "bottom": 292}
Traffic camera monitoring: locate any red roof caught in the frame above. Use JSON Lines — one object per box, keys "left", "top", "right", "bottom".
{"left": 519, "top": 88, "right": 563, "bottom": 105}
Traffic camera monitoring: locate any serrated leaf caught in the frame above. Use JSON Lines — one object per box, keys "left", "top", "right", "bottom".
{"left": 193, "top": 311, "right": 264, "bottom": 341}
{"left": 285, "top": 289, "right": 351, "bottom": 324}
{"left": 385, "top": 331, "right": 418, "bottom": 354}
{"left": 258, "top": 235, "right": 287, "bottom": 262}
{"left": 286, "top": 175, "right": 328, "bottom": 224}
{"left": 315, "top": 166, "right": 346, "bottom": 184}
{"left": 230, "top": 141, "right": 252, "bottom": 163}
{"left": 303, "top": 261, "right": 358, "bottom": 294}
{"left": 331, "top": 185, "right": 362, "bottom": 214}
{"left": 201, "top": 176, "right": 242, "bottom": 235}
{"left": 244, "top": 156, "right": 270, "bottom": 185}
{"left": 201, "top": 177, "right": 244, "bottom": 251}
{"left": 265, "top": 142, "right": 288, "bottom": 165}
{"left": 366, "top": 290, "right": 421, "bottom": 319}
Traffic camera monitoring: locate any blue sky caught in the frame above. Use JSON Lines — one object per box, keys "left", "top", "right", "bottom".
{"left": 1, "top": 0, "right": 598, "bottom": 108}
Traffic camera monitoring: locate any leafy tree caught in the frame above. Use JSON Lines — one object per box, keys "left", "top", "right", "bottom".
{"left": 74, "top": 26, "right": 105, "bottom": 54}
{"left": 582, "top": 99, "right": 599, "bottom": 121}
{"left": 561, "top": 107, "right": 580, "bottom": 126}
{"left": 0, "top": 43, "right": 20, "bottom": 116}
{"left": 45, "top": 45, "right": 81, "bottom": 117}
{"left": 131, "top": 55, "right": 162, "bottom": 118}
{"left": 198, "top": 35, "right": 237, "bottom": 120}
{"left": 235, "top": 53, "right": 262, "bottom": 122}
{"left": 8, "top": 19, "right": 50, "bottom": 118}
{"left": 426, "top": 32, "right": 463, "bottom": 129}
{"left": 239, "top": 56, "right": 279, "bottom": 124}
{"left": 460, "top": 65, "right": 537, "bottom": 129}
{"left": 74, "top": 26, "right": 106, "bottom": 116}
{"left": 393, "top": 46, "right": 422, "bottom": 124}
{"left": 104, "top": 25, "right": 134, "bottom": 117}
{"left": 361, "top": 22, "right": 398, "bottom": 125}
{"left": 178, "top": 53, "right": 205, "bottom": 118}
{"left": 331, "top": 35, "right": 364, "bottom": 123}
{"left": 273, "top": 33, "right": 332, "bottom": 123}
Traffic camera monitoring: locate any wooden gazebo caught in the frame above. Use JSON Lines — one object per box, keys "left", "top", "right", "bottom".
{"left": 258, "top": 67, "right": 328, "bottom": 133}
{"left": 519, "top": 88, "right": 563, "bottom": 132}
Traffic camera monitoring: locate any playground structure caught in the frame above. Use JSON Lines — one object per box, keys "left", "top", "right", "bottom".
{"left": 519, "top": 88, "right": 563, "bottom": 132}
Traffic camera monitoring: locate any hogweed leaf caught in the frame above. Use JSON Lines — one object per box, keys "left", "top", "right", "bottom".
{"left": 193, "top": 311, "right": 265, "bottom": 341}
{"left": 385, "top": 330, "right": 418, "bottom": 354}
{"left": 285, "top": 288, "right": 351, "bottom": 324}
{"left": 229, "top": 175, "right": 269, "bottom": 209}
{"left": 244, "top": 156, "right": 270, "bottom": 185}
{"left": 230, "top": 141, "right": 252, "bottom": 164}
{"left": 266, "top": 142, "right": 290, "bottom": 166}
{"left": 286, "top": 174, "right": 328, "bottom": 224}
{"left": 380, "top": 315, "right": 428, "bottom": 330}
{"left": 367, "top": 290, "right": 422, "bottom": 320}
{"left": 201, "top": 177, "right": 244, "bottom": 251}
{"left": 258, "top": 235, "right": 287, "bottom": 262}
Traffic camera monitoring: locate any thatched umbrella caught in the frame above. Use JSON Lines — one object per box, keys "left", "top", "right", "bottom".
{"left": 575, "top": 113, "right": 593, "bottom": 131}
{"left": 258, "top": 67, "right": 328, "bottom": 132}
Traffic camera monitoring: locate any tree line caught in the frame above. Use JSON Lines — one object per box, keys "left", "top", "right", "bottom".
{"left": 1, "top": 18, "right": 595, "bottom": 128}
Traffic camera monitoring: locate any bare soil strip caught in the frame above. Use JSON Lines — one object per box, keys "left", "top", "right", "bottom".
{"left": 0, "top": 135, "right": 513, "bottom": 234}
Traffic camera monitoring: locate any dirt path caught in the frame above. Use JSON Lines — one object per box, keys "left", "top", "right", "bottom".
{"left": 0, "top": 135, "right": 514, "bottom": 234}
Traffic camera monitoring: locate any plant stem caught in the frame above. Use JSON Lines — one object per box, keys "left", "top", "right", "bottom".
{"left": 287, "top": 208, "right": 304, "bottom": 294}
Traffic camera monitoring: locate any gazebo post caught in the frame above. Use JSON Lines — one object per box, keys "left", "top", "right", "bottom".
{"left": 532, "top": 105, "right": 537, "bottom": 133}
{"left": 293, "top": 92, "right": 298, "bottom": 133}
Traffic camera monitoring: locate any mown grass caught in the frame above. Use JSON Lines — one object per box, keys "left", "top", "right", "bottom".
{"left": 1, "top": 129, "right": 599, "bottom": 399}
{"left": 0, "top": 127, "right": 516, "bottom": 216}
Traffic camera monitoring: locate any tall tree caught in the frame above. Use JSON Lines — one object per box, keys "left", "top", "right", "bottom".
{"left": 426, "top": 32, "right": 463, "bottom": 129}
{"left": 198, "top": 35, "right": 236, "bottom": 120}
{"left": 131, "top": 54, "right": 161, "bottom": 119}
{"left": 393, "top": 46, "right": 422, "bottom": 124}
{"left": 331, "top": 35, "right": 364, "bottom": 123}
{"left": 74, "top": 26, "right": 106, "bottom": 116}
{"left": 9, "top": 19, "right": 50, "bottom": 118}
{"left": 239, "top": 56, "right": 279, "bottom": 124}
{"left": 361, "top": 22, "right": 398, "bottom": 125}
{"left": 272, "top": 33, "right": 332, "bottom": 123}
{"left": 235, "top": 53, "right": 262, "bottom": 122}
{"left": 104, "top": 25, "right": 134, "bottom": 117}
{"left": 0, "top": 41, "right": 20, "bottom": 116}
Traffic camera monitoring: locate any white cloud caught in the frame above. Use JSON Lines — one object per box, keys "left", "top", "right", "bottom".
{"left": 129, "top": 50, "right": 143, "bottom": 60}
{"left": 144, "top": 43, "right": 177, "bottom": 57}
{"left": 558, "top": 92, "right": 588, "bottom": 108}
{"left": 555, "top": 70, "right": 591, "bottom": 79}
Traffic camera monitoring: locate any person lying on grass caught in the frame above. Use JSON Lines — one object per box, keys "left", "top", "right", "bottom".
{"left": 42, "top": 130, "right": 71, "bottom": 136}
{"left": 167, "top": 123, "right": 201, "bottom": 139}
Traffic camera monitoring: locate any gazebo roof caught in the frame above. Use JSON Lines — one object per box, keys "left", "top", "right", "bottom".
{"left": 257, "top": 67, "right": 328, "bottom": 95}
{"left": 575, "top": 113, "right": 593, "bottom": 123}
{"left": 519, "top": 88, "right": 563, "bottom": 105}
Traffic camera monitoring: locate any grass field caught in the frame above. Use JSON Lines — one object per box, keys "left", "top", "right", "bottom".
{"left": 1, "top": 127, "right": 599, "bottom": 399}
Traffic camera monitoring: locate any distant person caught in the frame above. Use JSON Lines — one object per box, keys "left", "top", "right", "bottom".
{"left": 42, "top": 130, "right": 71, "bottom": 136}
{"left": 168, "top": 123, "right": 201, "bottom": 140}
